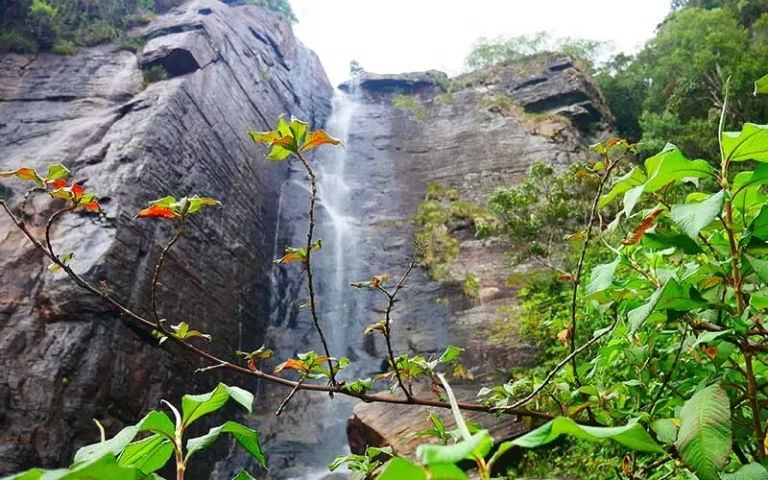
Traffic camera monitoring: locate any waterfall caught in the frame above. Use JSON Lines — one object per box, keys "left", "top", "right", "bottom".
{"left": 260, "top": 88, "right": 377, "bottom": 479}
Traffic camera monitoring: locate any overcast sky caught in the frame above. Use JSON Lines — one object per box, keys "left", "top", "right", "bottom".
{"left": 291, "top": 0, "right": 672, "bottom": 86}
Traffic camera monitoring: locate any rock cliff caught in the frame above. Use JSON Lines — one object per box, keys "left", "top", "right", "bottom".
{"left": 238, "top": 55, "right": 612, "bottom": 478}
{"left": 0, "top": 1, "right": 331, "bottom": 476}
{"left": 333, "top": 56, "right": 612, "bottom": 459}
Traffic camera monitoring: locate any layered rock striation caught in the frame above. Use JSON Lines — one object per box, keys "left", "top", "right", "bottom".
{"left": 0, "top": 1, "right": 331, "bottom": 476}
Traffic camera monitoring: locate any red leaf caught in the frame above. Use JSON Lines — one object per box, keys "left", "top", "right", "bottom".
{"left": 621, "top": 209, "right": 663, "bottom": 245}
{"left": 247, "top": 358, "right": 256, "bottom": 373}
{"left": 50, "top": 178, "right": 67, "bottom": 189}
{"left": 71, "top": 184, "right": 84, "bottom": 201}
{"left": 558, "top": 273, "right": 574, "bottom": 283}
{"left": 136, "top": 204, "right": 179, "bottom": 219}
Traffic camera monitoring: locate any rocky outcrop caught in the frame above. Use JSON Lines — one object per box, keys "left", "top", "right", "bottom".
{"left": 332, "top": 58, "right": 611, "bottom": 459}
{"left": 0, "top": 1, "right": 331, "bottom": 476}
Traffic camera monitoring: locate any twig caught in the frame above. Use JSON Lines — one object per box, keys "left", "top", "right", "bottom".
{"left": 194, "top": 363, "right": 227, "bottom": 374}
{"left": 3, "top": 199, "right": 564, "bottom": 421}
{"left": 498, "top": 310, "right": 619, "bottom": 411}
{"left": 376, "top": 260, "right": 416, "bottom": 402}
{"left": 647, "top": 324, "right": 689, "bottom": 413}
{"left": 151, "top": 216, "right": 186, "bottom": 324}
{"left": 276, "top": 377, "right": 305, "bottom": 416}
{"left": 568, "top": 154, "right": 625, "bottom": 385}
{"left": 295, "top": 151, "right": 336, "bottom": 386}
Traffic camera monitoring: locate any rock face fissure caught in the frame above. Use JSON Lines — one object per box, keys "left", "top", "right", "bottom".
{"left": 0, "top": 1, "right": 331, "bottom": 477}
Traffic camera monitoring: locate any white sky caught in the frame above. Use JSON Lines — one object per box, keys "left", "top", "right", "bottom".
{"left": 291, "top": 0, "right": 672, "bottom": 86}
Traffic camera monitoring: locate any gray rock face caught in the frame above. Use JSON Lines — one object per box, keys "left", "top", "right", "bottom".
{"left": 0, "top": 1, "right": 331, "bottom": 476}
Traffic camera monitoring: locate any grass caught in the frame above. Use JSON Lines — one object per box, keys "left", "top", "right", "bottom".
{"left": 392, "top": 94, "right": 427, "bottom": 120}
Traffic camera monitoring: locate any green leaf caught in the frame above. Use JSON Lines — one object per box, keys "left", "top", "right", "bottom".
{"left": 425, "top": 464, "right": 469, "bottom": 479}
{"left": 746, "top": 255, "right": 768, "bottom": 284}
{"left": 438, "top": 345, "right": 463, "bottom": 363}
{"left": 691, "top": 330, "right": 733, "bottom": 349}
{"left": 181, "top": 383, "right": 253, "bottom": 428}
{"left": 12, "top": 454, "right": 146, "bottom": 480}
{"left": 232, "top": 471, "right": 258, "bottom": 480}
{"left": 670, "top": 190, "right": 725, "bottom": 240}
{"left": 74, "top": 411, "right": 174, "bottom": 464}
{"left": 721, "top": 463, "right": 768, "bottom": 480}
{"left": 650, "top": 419, "right": 678, "bottom": 444}
{"left": 641, "top": 143, "right": 715, "bottom": 193}
{"left": 169, "top": 322, "right": 212, "bottom": 342}
{"left": 733, "top": 165, "right": 768, "bottom": 214}
{"left": 723, "top": 124, "right": 768, "bottom": 163}
{"left": 675, "top": 384, "right": 732, "bottom": 480}
{"left": 502, "top": 417, "right": 663, "bottom": 453}
{"left": 585, "top": 255, "right": 621, "bottom": 296}
{"left": 0, "top": 167, "right": 44, "bottom": 185}
{"left": 288, "top": 117, "right": 308, "bottom": 145}
{"left": 185, "top": 421, "right": 266, "bottom": 467}
{"left": 416, "top": 431, "right": 492, "bottom": 465}
{"left": 628, "top": 286, "right": 665, "bottom": 334}
{"left": 377, "top": 458, "right": 427, "bottom": 480}
{"left": 746, "top": 206, "right": 768, "bottom": 241}
{"left": 643, "top": 231, "right": 703, "bottom": 254}
{"left": 46, "top": 164, "right": 70, "bottom": 181}
{"left": 756, "top": 73, "right": 768, "bottom": 96}
{"left": 118, "top": 434, "right": 173, "bottom": 474}
{"left": 600, "top": 167, "right": 646, "bottom": 208}
{"left": 185, "top": 195, "right": 221, "bottom": 214}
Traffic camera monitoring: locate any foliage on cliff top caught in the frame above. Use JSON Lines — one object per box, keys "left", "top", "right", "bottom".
{"left": 0, "top": 0, "right": 296, "bottom": 53}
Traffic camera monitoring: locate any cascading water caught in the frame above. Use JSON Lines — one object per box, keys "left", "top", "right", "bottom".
{"left": 259, "top": 87, "right": 382, "bottom": 479}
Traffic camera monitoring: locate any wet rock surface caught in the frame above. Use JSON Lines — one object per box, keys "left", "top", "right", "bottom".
{"left": 0, "top": 0, "right": 331, "bottom": 476}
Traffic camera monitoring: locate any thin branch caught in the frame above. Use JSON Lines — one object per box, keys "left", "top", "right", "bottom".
{"left": 376, "top": 260, "right": 416, "bottom": 402}
{"left": 294, "top": 151, "right": 336, "bottom": 385}
{"left": 647, "top": 324, "right": 689, "bottom": 413}
{"left": 498, "top": 310, "right": 619, "bottom": 411}
{"left": 275, "top": 377, "right": 305, "bottom": 416}
{"left": 151, "top": 216, "right": 186, "bottom": 324}
{"left": 567, "top": 153, "right": 625, "bottom": 392}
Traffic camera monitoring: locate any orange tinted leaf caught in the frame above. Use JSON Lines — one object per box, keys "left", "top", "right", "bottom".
{"left": 80, "top": 200, "right": 100, "bottom": 212}
{"left": 299, "top": 129, "right": 341, "bottom": 153}
{"left": 558, "top": 273, "right": 574, "bottom": 283}
{"left": 574, "top": 170, "right": 589, "bottom": 179}
{"left": 0, "top": 167, "right": 43, "bottom": 184}
{"left": 71, "top": 184, "right": 84, "bottom": 201}
{"left": 700, "top": 276, "right": 724, "bottom": 289}
{"left": 274, "top": 358, "right": 308, "bottom": 373}
{"left": 701, "top": 345, "right": 718, "bottom": 360}
{"left": 136, "top": 204, "right": 179, "bottom": 219}
{"left": 247, "top": 358, "right": 256, "bottom": 372}
{"left": 621, "top": 209, "right": 663, "bottom": 246}
{"left": 50, "top": 178, "right": 67, "bottom": 189}
{"left": 557, "top": 328, "right": 570, "bottom": 346}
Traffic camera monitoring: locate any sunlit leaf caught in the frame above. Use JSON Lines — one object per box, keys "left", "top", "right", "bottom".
{"left": 299, "top": 129, "right": 342, "bottom": 153}
{"left": 722, "top": 463, "right": 768, "bottom": 480}
{"left": 0, "top": 167, "right": 44, "bottom": 185}
{"left": 585, "top": 255, "right": 621, "bottom": 296}
{"left": 48, "top": 252, "right": 73, "bottom": 274}
{"left": 670, "top": 190, "right": 725, "bottom": 240}
{"left": 274, "top": 358, "right": 308, "bottom": 373}
{"left": 756, "top": 73, "right": 768, "bottom": 96}
{"left": 46, "top": 164, "right": 70, "bottom": 182}
{"left": 722, "top": 123, "right": 768, "bottom": 163}
{"left": 169, "top": 322, "right": 212, "bottom": 342}
{"left": 181, "top": 383, "right": 253, "bottom": 428}
{"left": 500, "top": 417, "right": 663, "bottom": 453}
{"left": 136, "top": 204, "right": 179, "bottom": 219}
{"left": 118, "top": 434, "right": 173, "bottom": 474}
{"left": 186, "top": 421, "right": 265, "bottom": 468}
{"left": 621, "top": 209, "right": 663, "bottom": 245}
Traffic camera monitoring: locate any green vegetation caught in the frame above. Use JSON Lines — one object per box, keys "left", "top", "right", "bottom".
{"left": 5, "top": 383, "right": 265, "bottom": 479}
{"left": 412, "top": 184, "right": 489, "bottom": 280}
{"left": 596, "top": 0, "right": 768, "bottom": 159}
{"left": 466, "top": 31, "right": 607, "bottom": 71}
{"left": 0, "top": 0, "right": 295, "bottom": 53}
{"left": 142, "top": 65, "right": 168, "bottom": 86}
{"left": 392, "top": 94, "right": 427, "bottom": 120}
{"left": 6, "top": 45, "right": 768, "bottom": 479}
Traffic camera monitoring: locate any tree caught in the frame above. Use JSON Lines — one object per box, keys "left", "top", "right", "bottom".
{"left": 465, "top": 31, "right": 607, "bottom": 71}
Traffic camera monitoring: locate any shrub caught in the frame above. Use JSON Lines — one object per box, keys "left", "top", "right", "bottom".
{"left": 0, "top": 31, "right": 39, "bottom": 53}
{"left": 142, "top": 65, "right": 169, "bottom": 86}
{"left": 51, "top": 39, "right": 76, "bottom": 55}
